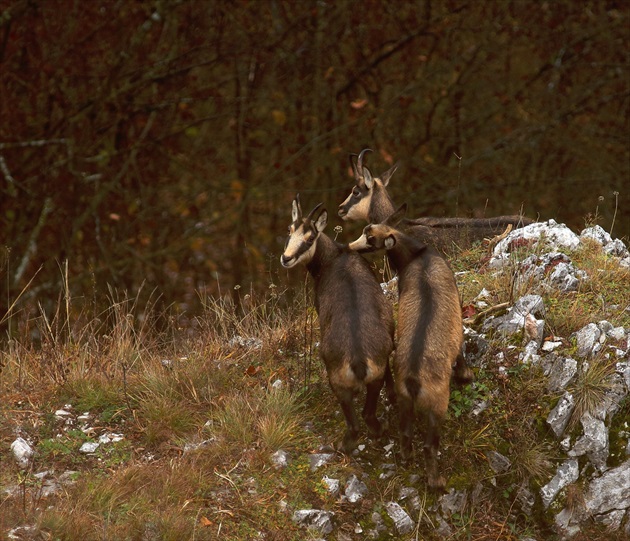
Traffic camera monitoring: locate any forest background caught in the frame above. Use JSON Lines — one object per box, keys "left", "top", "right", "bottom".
{"left": 1, "top": 0, "right": 628, "bottom": 331}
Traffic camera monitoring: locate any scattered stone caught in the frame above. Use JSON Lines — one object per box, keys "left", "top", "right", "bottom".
{"left": 486, "top": 450, "right": 511, "bottom": 473}
{"left": 385, "top": 501, "right": 415, "bottom": 535}
{"left": 79, "top": 441, "right": 100, "bottom": 454}
{"left": 370, "top": 511, "right": 388, "bottom": 536}
{"left": 379, "top": 463, "right": 396, "bottom": 480}
{"left": 309, "top": 453, "right": 334, "bottom": 471}
{"left": 490, "top": 220, "right": 581, "bottom": 268}
{"left": 344, "top": 474, "right": 368, "bottom": 503}
{"left": 271, "top": 450, "right": 290, "bottom": 470}
{"left": 439, "top": 488, "right": 468, "bottom": 517}
{"left": 604, "top": 238, "right": 630, "bottom": 258}
{"left": 398, "top": 486, "right": 421, "bottom": 512}
{"left": 7, "top": 526, "right": 42, "bottom": 540}
{"left": 574, "top": 323, "right": 601, "bottom": 358}
{"left": 55, "top": 409, "right": 73, "bottom": 419}
{"left": 463, "top": 328, "right": 490, "bottom": 367}
{"left": 321, "top": 475, "right": 339, "bottom": 496}
{"left": 556, "top": 460, "right": 630, "bottom": 537}
{"left": 546, "top": 357, "right": 578, "bottom": 392}
{"left": 516, "top": 481, "right": 536, "bottom": 514}
{"left": 617, "top": 362, "right": 630, "bottom": 391}
{"left": 98, "top": 432, "right": 124, "bottom": 444}
{"left": 569, "top": 413, "right": 609, "bottom": 472}
{"left": 183, "top": 438, "right": 215, "bottom": 453}
{"left": 540, "top": 459, "right": 579, "bottom": 509}
{"left": 520, "top": 340, "right": 541, "bottom": 365}
{"left": 580, "top": 225, "right": 612, "bottom": 246}
{"left": 10, "top": 437, "right": 34, "bottom": 469}
{"left": 160, "top": 359, "right": 174, "bottom": 369}
{"left": 228, "top": 335, "right": 262, "bottom": 350}
{"left": 292, "top": 509, "right": 334, "bottom": 535}
{"left": 547, "top": 392, "right": 575, "bottom": 438}
{"left": 542, "top": 340, "right": 563, "bottom": 352}
{"left": 485, "top": 294, "right": 545, "bottom": 337}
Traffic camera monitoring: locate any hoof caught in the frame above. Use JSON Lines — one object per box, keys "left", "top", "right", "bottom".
{"left": 453, "top": 367, "right": 474, "bottom": 386}
{"left": 428, "top": 475, "right": 447, "bottom": 493}
{"left": 366, "top": 417, "right": 384, "bottom": 438}
{"left": 339, "top": 432, "right": 358, "bottom": 454}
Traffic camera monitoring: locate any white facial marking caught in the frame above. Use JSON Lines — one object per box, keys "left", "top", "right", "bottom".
{"left": 281, "top": 226, "right": 317, "bottom": 267}
{"left": 348, "top": 233, "right": 369, "bottom": 251}
{"left": 343, "top": 190, "right": 372, "bottom": 222}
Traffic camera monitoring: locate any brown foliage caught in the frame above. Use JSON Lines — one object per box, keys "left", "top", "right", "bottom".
{"left": 1, "top": 1, "right": 628, "bottom": 329}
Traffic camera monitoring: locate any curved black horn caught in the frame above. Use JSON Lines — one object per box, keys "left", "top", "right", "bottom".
{"left": 357, "top": 148, "right": 372, "bottom": 174}
{"left": 349, "top": 153, "right": 360, "bottom": 179}
{"left": 306, "top": 202, "right": 324, "bottom": 222}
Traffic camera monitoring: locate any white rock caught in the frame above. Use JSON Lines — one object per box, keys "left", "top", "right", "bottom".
{"left": 491, "top": 220, "right": 580, "bottom": 268}
{"left": 486, "top": 451, "right": 511, "bottom": 473}
{"left": 11, "top": 437, "right": 34, "bottom": 469}
{"left": 569, "top": 413, "right": 609, "bottom": 472}
{"left": 385, "top": 501, "right": 415, "bottom": 535}
{"left": 292, "top": 509, "right": 334, "bottom": 535}
{"left": 54, "top": 409, "right": 72, "bottom": 419}
{"left": 271, "top": 450, "right": 290, "bottom": 470}
{"left": 547, "top": 357, "right": 578, "bottom": 392}
{"left": 574, "top": 323, "right": 601, "bottom": 358}
{"left": 79, "top": 442, "right": 100, "bottom": 453}
{"left": 580, "top": 225, "right": 612, "bottom": 246}
{"left": 344, "top": 474, "right": 368, "bottom": 503}
{"left": 309, "top": 453, "right": 334, "bottom": 471}
{"left": 540, "top": 459, "right": 579, "bottom": 508}
{"left": 547, "top": 392, "right": 575, "bottom": 438}
{"left": 542, "top": 340, "right": 563, "bottom": 352}
{"left": 321, "top": 475, "right": 339, "bottom": 496}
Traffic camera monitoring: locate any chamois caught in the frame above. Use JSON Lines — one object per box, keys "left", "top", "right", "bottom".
{"left": 338, "top": 148, "right": 533, "bottom": 254}
{"left": 348, "top": 204, "right": 464, "bottom": 491}
{"left": 280, "top": 195, "right": 395, "bottom": 453}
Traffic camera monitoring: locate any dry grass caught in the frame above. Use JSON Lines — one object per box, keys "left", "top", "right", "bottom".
{"left": 1, "top": 234, "right": 629, "bottom": 540}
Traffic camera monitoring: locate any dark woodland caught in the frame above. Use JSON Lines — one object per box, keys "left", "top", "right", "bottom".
{"left": 1, "top": 0, "right": 628, "bottom": 328}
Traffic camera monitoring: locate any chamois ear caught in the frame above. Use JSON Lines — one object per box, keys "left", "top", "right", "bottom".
{"left": 384, "top": 203, "right": 407, "bottom": 227}
{"left": 293, "top": 194, "right": 304, "bottom": 222}
{"left": 384, "top": 235, "right": 396, "bottom": 250}
{"left": 314, "top": 209, "right": 328, "bottom": 232}
{"left": 380, "top": 163, "right": 398, "bottom": 187}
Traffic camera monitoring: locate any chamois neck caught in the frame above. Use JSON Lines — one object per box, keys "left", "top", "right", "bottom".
{"left": 369, "top": 182, "right": 396, "bottom": 224}
{"left": 387, "top": 231, "right": 427, "bottom": 273}
{"left": 306, "top": 233, "right": 343, "bottom": 278}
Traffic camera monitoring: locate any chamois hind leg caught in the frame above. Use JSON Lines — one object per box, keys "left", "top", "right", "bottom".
{"left": 398, "top": 394, "right": 415, "bottom": 464}
{"left": 424, "top": 409, "right": 447, "bottom": 492}
{"left": 362, "top": 376, "right": 385, "bottom": 438}
{"left": 331, "top": 385, "right": 361, "bottom": 454}
{"left": 453, "top": 351, "right": 474, "bottom": 385}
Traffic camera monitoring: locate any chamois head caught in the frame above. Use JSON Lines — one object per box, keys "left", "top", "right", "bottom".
{"left": 338, "top": 148, "right": 399, "bottom": 222}
{"left": 280, "top": 195, "right": 328, "bottom": 269}
{"left": 348, "top": 204, "right": 407, "bottom": 253}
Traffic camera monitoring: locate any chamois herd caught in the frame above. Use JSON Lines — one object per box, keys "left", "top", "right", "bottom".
{"left": 280, "top": 149, "right": 531, "bottom": 491}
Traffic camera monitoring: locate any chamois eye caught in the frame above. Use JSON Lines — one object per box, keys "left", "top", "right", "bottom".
{"left": 352, "top": 187, "right": 360, "bottom": 197}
